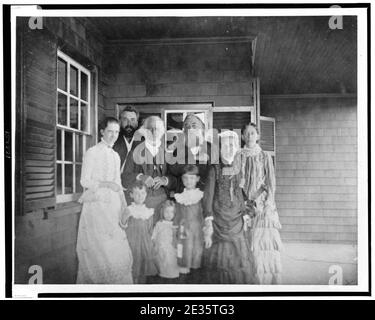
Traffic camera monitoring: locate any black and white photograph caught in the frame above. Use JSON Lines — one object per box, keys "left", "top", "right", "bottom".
{"left": 2, "top": 2, "right": 370, "bottom": 299}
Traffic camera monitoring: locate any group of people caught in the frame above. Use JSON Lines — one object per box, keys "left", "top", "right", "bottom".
{"left": 75, "top": 105, "right": 283, "bottom": 285}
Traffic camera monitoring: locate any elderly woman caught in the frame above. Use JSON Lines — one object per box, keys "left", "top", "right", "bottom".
{"left": 202, "top": 131, "right": 254, "bottom": 284}
{"left": 130, "top": 116, "right": 177, "bottom": 221}
{"left": 168, "top": 113, "right": 213, "bottom": 193}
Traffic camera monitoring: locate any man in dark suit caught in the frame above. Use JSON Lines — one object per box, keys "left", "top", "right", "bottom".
{"left": 113, "top": 105, "right": 142, "bottom": 203}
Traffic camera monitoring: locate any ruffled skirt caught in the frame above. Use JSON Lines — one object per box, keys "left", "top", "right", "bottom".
{"left": 202, "top": 231, "right": 254, "bottom": 284}
{"left": 250, "top": 204, "right": 283, "bottom": 284}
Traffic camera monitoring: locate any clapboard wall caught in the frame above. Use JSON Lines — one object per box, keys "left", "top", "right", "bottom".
{"left": 15, "top": 17, "right": 106, "bottom": 283}
{"left": 261, "top": 96, "right": 357, "bottom": 244}
{"left": 103, "top": 39, "right": 254, "bottom": 113}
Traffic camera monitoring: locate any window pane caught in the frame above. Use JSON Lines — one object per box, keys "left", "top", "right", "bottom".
{"left": 70, "top": 98, "right": 79, "bottom": 129}
{"left": 70, "top": 65, "right": 78, "bottom": 96}
{"left": 81, "top": 102, "right": 89, "bottom": 132}
{"left": 56, "top": 163, "right": 62, "bottom": 195}
{"left": 65, "top": 164, "right": 73, "bottom": 194}
{"left": 57, "top": 93, "right": 67, "bottom": 126}
{"left": 57, "top": 58, "right": 67, "bottom": 91}
{"left": 64, "top": 131, "right": 73, "bottom": 162}
{"left": 57, "top": 129, "right": 61, "bottom": 160}
{"left": 75, "top": 164, "right": 83, "bottom": 193}
{"left": 75, "top": 134, "right": 83, "bottom": 162}
{"left": 81, "top": 72, "right": 88, "bottom": 101}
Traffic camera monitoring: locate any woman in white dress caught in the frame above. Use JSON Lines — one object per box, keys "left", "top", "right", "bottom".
{"left": 76, "top": 117, "right": 133, "bottom": 284}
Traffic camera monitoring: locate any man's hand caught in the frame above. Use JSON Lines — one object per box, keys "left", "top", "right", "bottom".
{"left": 138, "top": 174, "right": 154, "bottom": 188}
{"left": 153, "top": 176, "right": 168, "bottom": 190}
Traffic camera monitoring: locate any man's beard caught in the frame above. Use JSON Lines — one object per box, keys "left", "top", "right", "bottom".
{"left": 121, "top": 125, "right": 136, "bottom": 139}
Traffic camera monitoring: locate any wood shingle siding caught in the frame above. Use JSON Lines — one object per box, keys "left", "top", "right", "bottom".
{"left": 262, "top": 97, "right": 357, "bottom": 244}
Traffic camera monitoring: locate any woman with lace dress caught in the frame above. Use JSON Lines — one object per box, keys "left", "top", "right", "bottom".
{"left": 76, "top": 117, "right": 133, "bottom": 284}
{"left": 240, "top": 123, "right": 283, "bottom": 284}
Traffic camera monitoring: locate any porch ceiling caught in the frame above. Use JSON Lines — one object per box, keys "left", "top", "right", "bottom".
{"left": 90, "top": 16, "right": 357, "bottom": 95}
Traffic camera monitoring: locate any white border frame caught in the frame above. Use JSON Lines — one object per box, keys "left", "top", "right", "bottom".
{"left": 9, "top": 5, "right": 369, "bottom": 297}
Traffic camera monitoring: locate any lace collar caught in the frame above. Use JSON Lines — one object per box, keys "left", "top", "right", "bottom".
{"left": 128, "top": 202, "right": 154, "bottom": 220}
{"left": 160, "top": 219, "right": 174, "bottom": 225}
{"left": 241, "top": 144, "right": 262, "bottom": 157}
{"left": 175, "top": 188, "right": 204, "bottom": 206}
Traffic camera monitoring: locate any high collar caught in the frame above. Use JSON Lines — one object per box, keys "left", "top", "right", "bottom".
{"left": 242, "top": 144, "right": 262, "bottom": 157}
{"left": 100, "top": 138, "right": 114, "bottom": 148}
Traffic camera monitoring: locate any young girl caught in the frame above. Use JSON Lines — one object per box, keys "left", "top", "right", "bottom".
{"left": 120, "top": 180, "right": 158, "bottom": 284}
{"left": 240, "top": 123, "right": 283, "bottom": 284}
{"left": 151, "top": 200, "right": 180, "bottom": 279}
{"left": 202, "top": 131, "right": 254, "bottom": 284}
{"left": 174, "top": 164, "right": 204, "bottom": 275}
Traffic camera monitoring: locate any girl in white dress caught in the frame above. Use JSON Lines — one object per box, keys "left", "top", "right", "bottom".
{"left": 151, "top": 200, "right": 179, "bottom": 279}
{"left": 76, "top": 117, "right": 133, "bottom": 284}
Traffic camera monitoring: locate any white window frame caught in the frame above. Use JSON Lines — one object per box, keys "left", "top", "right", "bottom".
{"left": 56, "top": 51, "right": 92, "bottom": 203}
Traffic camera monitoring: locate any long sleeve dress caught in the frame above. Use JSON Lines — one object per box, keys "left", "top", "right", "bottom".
{"left": 239, "top": 144, "right": 283, "bottom": 284}
{"left": 174, "top": 188, "right": 204, "bottom": 271}
{"left": 76, "top": 140, "right": 133, "bottom": 284}
{"left": 151, "top": 220, "right": 180, "bottom": 279}
{"left": 202, "top": 162, "right": 254, "bottom": 284}
{"left": 125, "top": 203, "right": 158, "bottom": 283}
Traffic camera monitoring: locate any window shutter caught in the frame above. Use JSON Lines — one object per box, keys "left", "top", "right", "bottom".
{"left": 259, "top": 116, "right": 276, "bottom": 166}
{"left": 24, "top": 119, "right": 55, "bottom": 211}
{"left": 21, "top": 24, "right": 57, "bottom": 213}
{"left": 259, "top": 116, "right": 275, "bottom": 152}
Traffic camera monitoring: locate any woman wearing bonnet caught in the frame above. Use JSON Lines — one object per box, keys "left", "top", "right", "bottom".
{"left": 202, "top": 130, "right": 254, "bottom": 284}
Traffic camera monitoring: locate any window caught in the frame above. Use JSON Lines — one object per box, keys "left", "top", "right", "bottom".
{"left": 56, "top": 51, "right": 91, "bottom": 202}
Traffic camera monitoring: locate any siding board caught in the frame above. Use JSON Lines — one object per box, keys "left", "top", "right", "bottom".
{"left": 262, "top": 97, "right": 357, "bottom": 244}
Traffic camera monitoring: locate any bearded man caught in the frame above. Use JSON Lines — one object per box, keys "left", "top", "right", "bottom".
{"left": 113, "top": 105, "right": 141, "bottom": 203}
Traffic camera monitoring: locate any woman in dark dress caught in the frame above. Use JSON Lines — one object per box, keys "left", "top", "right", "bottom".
{"left": 202, "top": 131, "right": 254, "bottom": 284}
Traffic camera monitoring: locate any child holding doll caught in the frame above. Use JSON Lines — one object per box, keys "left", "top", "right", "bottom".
{"left": 151, "top": 200, "right": 180, "bottom": 280}
{"left": 174, "top": 164, "right": 204, "bottom": 275}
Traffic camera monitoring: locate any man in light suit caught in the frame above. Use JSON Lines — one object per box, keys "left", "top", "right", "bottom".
{"left": 113, "top": 105, "right": 142, "bottom": 203}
